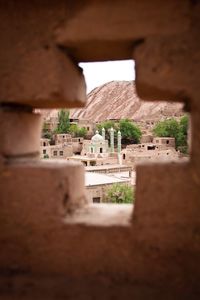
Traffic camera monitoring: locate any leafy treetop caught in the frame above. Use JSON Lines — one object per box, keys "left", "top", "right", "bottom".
{"left": 97, "top": 119, "right": 141, "bottom": 144}
{"left": 119, "top": 119, "right": 142, "bottom": 144}
{"left": 55, "top": 109, "right": 70, "bottom": 134}
{"left": 153, "top": 115, "right": 189, "bottom": 153}
{"left": 69, "top": 124, "right": 87, "bottom": 138}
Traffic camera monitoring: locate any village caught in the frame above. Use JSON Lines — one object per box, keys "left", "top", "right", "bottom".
{"left": 40, "top": 108, "right": 187, "bottom": 204}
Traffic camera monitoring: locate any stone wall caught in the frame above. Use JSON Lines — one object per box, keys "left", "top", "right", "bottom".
{"left": 0, "top": 1, "right": 200, "bottom": 299}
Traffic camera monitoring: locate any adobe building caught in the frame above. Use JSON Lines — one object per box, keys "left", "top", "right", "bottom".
{"left": 40, "top": 137, "right": 73, "bottom": 159}
{"left": 54, "top": 133, "right": 72, "bottom": 144}
{"left": 78, "top": 119, "right": 96, "bottom": 138}
{"left": 153, "top": 136, "right": 176, "bottom": 148}
{"left": 43, "top": 116, "right": 59, "bottom": 132}
{"left": 54, "top": 133, "right": 84, "bottom": 154}
{"left": 0, "top": 2, "right": 200, "bottom": 300}
{"left": 121, "top": 137, "right": 180, "bottom": 167}
{"left": 85, "top": 171, "right": 131, "bottom": 203}
{"left": 40, "top": 133, "right": 84, "bottom": 159}
{"left": 140, "top": 133, "right": 153, "bottom": 143}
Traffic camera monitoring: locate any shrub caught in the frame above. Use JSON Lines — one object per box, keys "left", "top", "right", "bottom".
{"left": 105, "top": 184, "right": 134, "bottom": 204}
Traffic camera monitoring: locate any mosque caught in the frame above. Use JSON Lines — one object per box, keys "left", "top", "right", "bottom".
{"left": 68, "top": 127, "right": 122, "bottom": 166}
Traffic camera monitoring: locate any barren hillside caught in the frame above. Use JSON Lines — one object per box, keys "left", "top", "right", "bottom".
{"left": 41, "top": 81, "right": 183, "bottom": 122}
{"left": 70, "top": 81, "right": 183, "bottom": 122}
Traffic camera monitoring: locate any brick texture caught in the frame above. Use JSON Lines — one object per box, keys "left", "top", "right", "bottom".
{"left": 0, "top": 1, "right": 200, "bottom": 299}
{"left": 0, "top": 110, "right": 42, "bottom": 158}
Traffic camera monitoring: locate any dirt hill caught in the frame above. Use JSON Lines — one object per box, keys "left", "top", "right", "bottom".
{"left": 41, "top": 81, "right": 183, "bottom": 122}
{"left": 70, "top": 81, "right": 183, "bottom": 122}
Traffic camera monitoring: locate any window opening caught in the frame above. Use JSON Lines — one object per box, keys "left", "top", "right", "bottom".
{"left": 93, "top": 197, "right": 100, "bottom": 203}
{"left": 147, "top": 145, "right": 156, "bottom": 150}
{"left": 40, "top": 59, "right": 190, "bottom": 226}
{"left": 53, "top": 150, "right": 57, "bottom": 156}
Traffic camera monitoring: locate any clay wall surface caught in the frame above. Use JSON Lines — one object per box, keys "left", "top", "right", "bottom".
{"left": 49, "top": 145, "right": 73, "bottom": 159}
{"left": 0, "top": 1, "right": 200, "bottom": 299}
{"left": 78, "top": 120, "right": 96, "bottom": 137}
{"left": 40, "top": 138, "right": 50, "bottom": 147}
{"left": 140, "top": 134, "right": 153, "bottom": 143}
{"left": 153, "top": 137, "right": 176, "bottom": 148}
{"left": 55, "top": 133, "right": 72, "bottom": 145}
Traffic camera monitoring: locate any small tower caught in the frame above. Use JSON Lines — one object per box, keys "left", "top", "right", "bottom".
{"left": 117, "top": 130, "right": 121, "bottom": 153}
{"left": 102, "top": 127, "right": 105, "bottom": 140}
{"left": 110, "top": 127, "right": 114, "bottom": 153}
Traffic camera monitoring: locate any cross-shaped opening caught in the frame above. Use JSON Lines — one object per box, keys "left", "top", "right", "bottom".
{"left": 40, "top": 59, "right": 190, "bottom": 226}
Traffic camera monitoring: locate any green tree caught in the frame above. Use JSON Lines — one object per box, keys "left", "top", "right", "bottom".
{"left": 78, "top": 127, "right": 87, "bottom": 137}
{"left": 69, "top": 124, "right": 87, "bottom": 138}
{"left": 105, "top": 184, "right": 134, "bottom": 204}
{"left": 119, "top": 119, "right": 142, "bottom": 144}
{"left": 55, "top": 109, "right": 70, "bottom": 133}
{"left": 177, "top": 115, "right": 189, "bottom": 153}
{"left": 153, "top": 116, "right": 189, "bottom": 152}
{"left": 97, "top": 119, "right": 141, "bottom": 145}
{"left": 96, "top": 120, "right": 118, "bottom": 141}
{"left": 153, "top": 118, "right": 179, "bottom": 140}
{"left": 42, "top": 122, "right": 52, "bottom": 140}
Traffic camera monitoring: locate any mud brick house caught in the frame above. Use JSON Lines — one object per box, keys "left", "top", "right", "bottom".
{"left": 0, "top": 1, "right": 200, "bottom": 299}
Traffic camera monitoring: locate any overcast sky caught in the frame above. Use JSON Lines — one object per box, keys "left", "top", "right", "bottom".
{"left": 79, "top": 60, "right": 135, "bottom": 93}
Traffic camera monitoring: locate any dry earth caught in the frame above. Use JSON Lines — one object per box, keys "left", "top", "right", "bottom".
{"left": 41, "top": 81, "right": 184, "bottom": 122}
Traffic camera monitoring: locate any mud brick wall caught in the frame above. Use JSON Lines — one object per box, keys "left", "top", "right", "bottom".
{"left": 0, "top": 1, "right": 200, "bottom": 299}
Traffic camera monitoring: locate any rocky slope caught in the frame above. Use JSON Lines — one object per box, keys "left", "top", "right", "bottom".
{"left": 70, "top": 81, "right": 183, "bottom": 122}
{"left": 41, "top": 81, "right": 183, "bottom": 122}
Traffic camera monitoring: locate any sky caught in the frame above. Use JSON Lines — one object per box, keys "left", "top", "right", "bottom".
{"left": 79, "top": 60, "right": 135, "bottom": 93}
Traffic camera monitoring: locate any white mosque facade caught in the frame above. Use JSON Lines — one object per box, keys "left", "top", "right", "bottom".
{"left": 68, "top": 128, "right": 122, "bottom": 166}
{"left": 81, "top": 130, "right": 109, "bottom": 157}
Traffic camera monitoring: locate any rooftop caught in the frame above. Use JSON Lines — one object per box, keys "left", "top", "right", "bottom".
{"left": 85, "top": 172, "right": 130, "bottom": 186}
{"left": 85, "top": 164, "right": 130, "bottom": 171}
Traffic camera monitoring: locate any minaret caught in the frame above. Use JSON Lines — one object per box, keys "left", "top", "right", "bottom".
{"left": 110, "top": 127, "right": 114, "bottom": 153}
{"left": 117, "top": 130, "right": 121, "bottom": 153}
{"left": 102, "top": 127, "right": 105, "bottom": 140}
{"left": 94, "top": 130, "right": 98, "bottom": 153}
